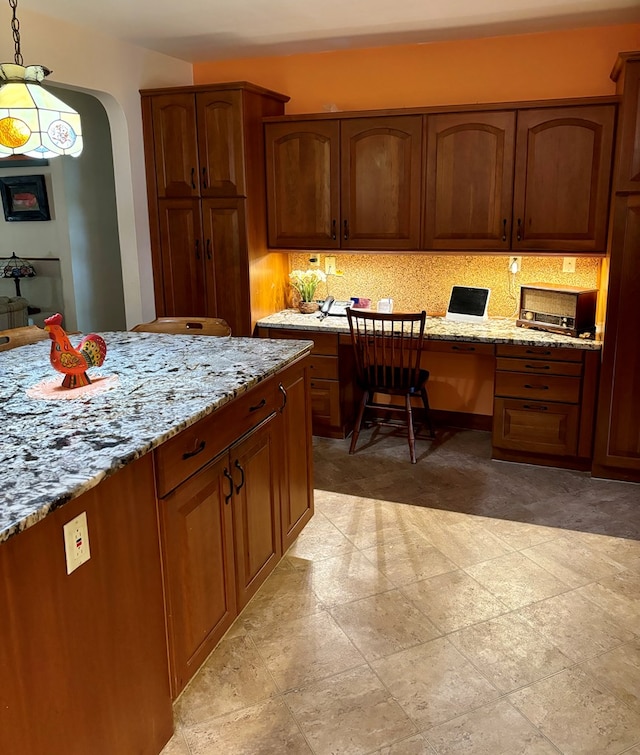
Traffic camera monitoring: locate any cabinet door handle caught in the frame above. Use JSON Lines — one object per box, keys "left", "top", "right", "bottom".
{"left": 523, "top": 404, "right": 548, "bottom": 411}
{"left": 516, "top": 218, "right": 523, "bottom": 242}
{"left": 452, "top": 345, "right": 475, "bottom": 352}
{"left": 331, "top": 219, "right": 337, "bottom": 241}
{"left": 202, "top": 167, "right": 208, "bottom": 189}
{"left": 525, "top": 364, "right": 550, "bottom": 369}
{"left": 343, "top": 219, "right": 349, "bottom": 240}
{"left": 249, "top": 397, "right": 266, "bottom": 412}
{"left": 278, "top": 383, "right": 287, "bottom": 413}
{"left": 502, "top": 218, "right": 507, "bottom": 242}
{"left": 190, "top": 167, "right": 196, "bottom": 189}
{"left": 524, "top": 383, "right": 549, "bottom": 390}
{"left": 223, "top": 467, "right": 234, "bottom": 504}
{"left": 195, "top": 239, "right": 201, "bottom": 260}
{"left": 234, "top": 459, "right": 245, "bottom": 493}
{"left": 206, "top": 238, "right": 212, "bottom": 260}
{"left": 182, "top": 439, "right": 206, "bottom": 460}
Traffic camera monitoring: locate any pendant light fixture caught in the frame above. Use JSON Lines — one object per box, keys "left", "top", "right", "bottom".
{"left": 0, "top": 0, "right": 82, "bottom": 158}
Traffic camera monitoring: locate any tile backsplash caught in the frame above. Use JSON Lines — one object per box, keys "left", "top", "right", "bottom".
{"left": 288, "top": 253, "right": 601, "bottom": 317}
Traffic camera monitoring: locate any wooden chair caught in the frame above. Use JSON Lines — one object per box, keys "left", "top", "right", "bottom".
{"left": 0, "top": 324, "right": 49, "bottom": 352}
{"left": 347, "top": 308, "right": 434, "bottom": 463}
{"left": 131, "top": 317, "right": 231, "bottom": 337}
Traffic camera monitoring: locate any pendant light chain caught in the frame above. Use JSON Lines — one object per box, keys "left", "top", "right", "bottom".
{"left": 9, "top": 0, "right": 23, "bottom": 66}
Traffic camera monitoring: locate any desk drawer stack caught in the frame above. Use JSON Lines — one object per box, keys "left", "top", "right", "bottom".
{"left": 492, "top": 344, "right": 600, "bottom": 469}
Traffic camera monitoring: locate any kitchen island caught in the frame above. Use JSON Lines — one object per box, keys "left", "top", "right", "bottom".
{"left": 258, "top": 310, "right": 601, "bottom": 470}
{"left": 0, "top": 331, "right": 313, "bottom": 754}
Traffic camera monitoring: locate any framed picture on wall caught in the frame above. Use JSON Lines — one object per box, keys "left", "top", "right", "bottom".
{"left": 0, "top": 175, "right": 50, "bottom": 221}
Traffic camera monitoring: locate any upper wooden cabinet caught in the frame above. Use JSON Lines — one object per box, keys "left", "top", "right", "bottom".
{"left": 512, "top": 105, "right": 616, "bottom": 253}
{"left": 265, "top": 115, "right": 423, "bottom": 250}
{"left": 142, "top": 83, "right": 289, "bottom": 334}
{"left": 424, "top": 111, "right": 516, "bottom": 251}
{"left": 266, "top": 100, "right": 616, "bottom": 254}
{"left": 610, "top": 55, "right": 640, "bottom": 192}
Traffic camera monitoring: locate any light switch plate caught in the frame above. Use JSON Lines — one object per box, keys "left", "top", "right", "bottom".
{"left": 63, "top": 512, "right": 91, "bottom": 574}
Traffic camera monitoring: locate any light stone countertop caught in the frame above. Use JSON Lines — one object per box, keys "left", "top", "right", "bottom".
{"left": 257, "top": 310, "right": 602, "bottom": 350}
{"left": 0, "top": 331, "right": 312, "bottom": 543}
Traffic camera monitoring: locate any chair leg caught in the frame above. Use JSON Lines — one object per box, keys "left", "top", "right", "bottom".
{"left": 405, "top": 393, "right": 417, "bottom": 464}
{"left": 349, "top": 390, "right": 368, "bottom": 455}
{"left": 420, "top": 386, "right": 435, "bottom": 438}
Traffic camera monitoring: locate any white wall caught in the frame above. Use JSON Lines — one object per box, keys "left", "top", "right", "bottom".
{"left": 0, "top": 6, "right": 193, "bottom": 327}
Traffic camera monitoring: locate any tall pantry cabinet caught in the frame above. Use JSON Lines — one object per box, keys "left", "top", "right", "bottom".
{"left": 141, "top": 83, "right": 289, "bottom": 336}
{"left": 593, "top": 52, "right": 640, "bottom": 483}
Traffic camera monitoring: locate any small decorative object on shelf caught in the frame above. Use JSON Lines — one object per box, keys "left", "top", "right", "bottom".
{"left": 289, "top": 268, "right": 326, "bottom": 314}
{"left": 44, "top": 313, "right": 107, "bottom": 389}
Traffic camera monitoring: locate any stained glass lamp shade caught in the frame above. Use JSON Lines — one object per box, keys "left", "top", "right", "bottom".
{"left": 1, "top": 252, "right": 35, "bottom": 297}
{"left": 0, "top": 63, "right": 83, "bottom": 158}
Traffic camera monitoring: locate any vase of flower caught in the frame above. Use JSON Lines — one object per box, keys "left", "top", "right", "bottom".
{"left": 289, "top": 269, "right": 326, "bottom": 314}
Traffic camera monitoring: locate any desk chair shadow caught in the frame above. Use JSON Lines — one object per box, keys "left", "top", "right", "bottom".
{"left": 347, "top": 308, "right": 435, "bottom": 464}
{"left": 131, "top": 316, "right": 231, "bottom": 337}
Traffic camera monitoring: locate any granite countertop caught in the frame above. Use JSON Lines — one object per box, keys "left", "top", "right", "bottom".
{"left": 0, "top": 331, "right": 312, "bottom": 543}
{"left": 257, "top": 310, "right": 602, "bottom": 350}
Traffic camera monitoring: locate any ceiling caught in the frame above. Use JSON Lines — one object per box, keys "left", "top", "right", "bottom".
{"left": 16, "top": 0, "right": 640, "bottom": 63}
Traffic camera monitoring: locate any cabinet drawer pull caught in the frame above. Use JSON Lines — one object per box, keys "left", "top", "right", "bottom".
{"left": 525, "top": 364, "right": 550, "bottom": 369}
{"left": 223, "top": 467, "right": 234, "bottom": 504}
{"left": 525, "top": 349, "right": 551, "bottom": 356}
{"left": 249, "top": 397, "right": 267, "bottom": 412}
{"left": 278, "top": 383, "right": 287, "bottom": 413}
{"left": 452, "top": 345, "right": 475, "bottom": 352}
{"left": 331, "top": 219, "right": 337, "bottom": 241}
{"left": 523, "top": 404, "right": 548, "bottom": 411}
{"left": 524, "top": 384, "right": 549, "bottom": 390}
{"left": 502, "top": 218, "right": 507, "bottom": 242}
{"left": 234, "top": 459, "right": 245, "bottom": 493}
{"left": 182, "top": 439, "right": 206, "bottom": 460}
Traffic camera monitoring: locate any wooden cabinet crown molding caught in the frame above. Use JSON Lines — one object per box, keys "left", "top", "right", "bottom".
{"left": 141, "top": 80, "right": 289, "bottom": 101}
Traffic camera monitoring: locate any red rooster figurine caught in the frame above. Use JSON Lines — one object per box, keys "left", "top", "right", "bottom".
{"left": 44, "top": 313, "right": 107, "bottom": 389}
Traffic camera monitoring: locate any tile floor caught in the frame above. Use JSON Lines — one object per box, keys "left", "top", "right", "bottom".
{"left": 162, "top": 428, "right": 640, "bottom": 755}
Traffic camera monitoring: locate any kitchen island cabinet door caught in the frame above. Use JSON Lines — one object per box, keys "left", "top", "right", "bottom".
{"left": 423, "top": 111, "right": 516, "bottom": 251}
{"left": 512, "top": 105, "right": 615, "bottom": 253}
{"left": 265, "top": 120, "right": 341, "bottom": 249}
{"left": 231, "top": 412, "right": 283, "bottom": 609}
{"left": 341, "top": 116, "right": 423, "bottom": 250}
{"left": 278, "top": 361, "right": 314, "bottom": 551}
{"left": 157, "top": 198, "right": 207, "bottom": 317}
{"left": 160, "top": 451, "right": 237, "bottom": 697}
{"left": 149, "top": 93, "right": 200, "bottom": 198}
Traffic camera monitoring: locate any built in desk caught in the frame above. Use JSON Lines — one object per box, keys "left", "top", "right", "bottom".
{"left": 257, "top": 310, "right": 602, "bottom": 471}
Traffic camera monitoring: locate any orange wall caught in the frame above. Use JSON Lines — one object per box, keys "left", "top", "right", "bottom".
{"left": 194, "top": 24, "right": 640, "bottom": 113}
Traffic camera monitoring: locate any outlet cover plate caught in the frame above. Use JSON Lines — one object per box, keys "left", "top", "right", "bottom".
{"left": 63, "top": 512, "right": 91, "bottom": 574}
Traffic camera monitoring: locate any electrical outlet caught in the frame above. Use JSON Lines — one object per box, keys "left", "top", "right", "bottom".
{"left": 562, "top": 257, "right": 576, "bottom": 273}
{"left": 508, "top": 256, "right": 522, "bottom": 274}
{"left": 63, "top": 512, "right": 91, "bottom": 574}
{"left": 324, "top": 256, "right": 336, "bottom": 275}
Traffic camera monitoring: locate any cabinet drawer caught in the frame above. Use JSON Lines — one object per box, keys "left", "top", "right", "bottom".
{"left": 310, "top": 378, "right": 341, "bottom": 427}
{"left": 155, "top": 377, "right": 278, "bottom": 497}
{"left": 496, "top": 357, "right": 583, "bottom": 377}
{"left": 495, "top": 371, "right": 581, "bottom": 403}
{"left": 496, "top": 344, "right": 584, "bottom": 362}
{"left": 308, "top": 354, "right": 339, "bottom": 380}
{"left": 425, "top": 340, "right": 495, "bottom": 356}
{"left": 493, "top": 398, "right": 579, "bottom": 456}
{"left": 268, "top": 328, "right": 338, "bottom": 355}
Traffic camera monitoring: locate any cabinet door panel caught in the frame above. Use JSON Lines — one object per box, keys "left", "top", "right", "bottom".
{"left": 424, "top": 111, "right": 515, "bottom": 250}
{"left": 232, "top": 415, "right": 282, "bottom": 609}
{"left": 612, "top": 58, "right": 640, "bottom": 192}
{"left": 160, "top": 453, "right": 236, "bottom": 697}
{"left": 196, "top": 91, "right": 245, "bottom": 197}
{"left": 512, "top": 106, "right": 615, "bottom": 252}
{"left": 341, "top": 116, "right": 422, "bottom": 249}
{"left": 493, "top": 398, "right": 579, "bottom": 456}
{"left": 157, "top": 199, "right": 206, "bottom": 316}
{"left": 265, "top": 121, "right": 340, "bottom": 248}
{"left": 202, "top": 198, "right": 251, "bottom": 336}
{"left": 151, "top": 94, "right": 199, "bottom": 197}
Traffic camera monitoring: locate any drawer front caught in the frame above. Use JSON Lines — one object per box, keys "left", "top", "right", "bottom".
{"left": 495, "top": 371, "right": 581, "bottom": 403}
{"left": 310, "top": 378, "right": 341, "bottom": 427}
{"left": 268, "top": 328, "right": 338, "bottom": 355}
{"left": 155, "top": 377, "right": 278, "bottom": 497}
{"left": 425, "top": 340, "right": 495, "bottom": 356}
{"left": 496, "top": 357, "right": 583, "bottom": 377}
{"left": 308, "top": 354, "right": 339, "bottom": 380}
{"left": 496, "top": 344, "right": 584, "bottom": 362}
{"left": 493, "top": 398, "right": 579, "bottom": 456}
